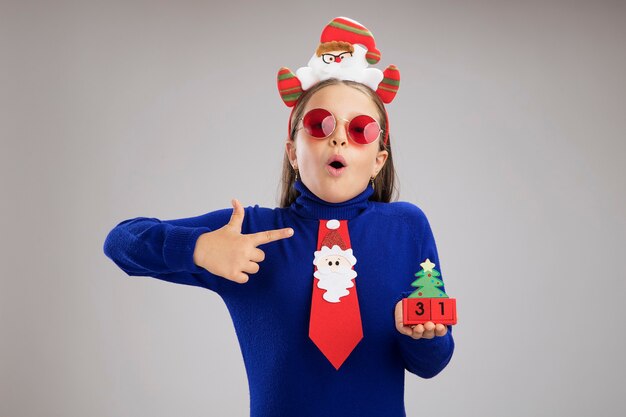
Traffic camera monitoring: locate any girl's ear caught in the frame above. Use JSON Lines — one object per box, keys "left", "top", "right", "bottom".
{"left": 373, "top": 149, "right": 388, "bottom": 176}
{"left": 285, "top": 140, "right": 297, "bottom": 168}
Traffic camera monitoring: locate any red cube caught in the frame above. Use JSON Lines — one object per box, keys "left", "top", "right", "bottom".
{"left": 430, "top": 298, "right": 457, "bottom": 325}
{"left": 403, "top": 298, "right": 431, "bottom": 324}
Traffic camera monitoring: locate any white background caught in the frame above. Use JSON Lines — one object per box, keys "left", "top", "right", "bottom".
{"left": 2, "top": 1, "right": 625, "bottom": 416}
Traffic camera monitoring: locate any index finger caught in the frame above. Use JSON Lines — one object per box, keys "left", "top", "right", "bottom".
{"left": 248, "top": 227, "right": 294, "bottom": 246}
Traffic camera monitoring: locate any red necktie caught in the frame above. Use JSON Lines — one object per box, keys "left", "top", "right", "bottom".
{"left": 309, "top": 219, "right": 363, "bottom": 370}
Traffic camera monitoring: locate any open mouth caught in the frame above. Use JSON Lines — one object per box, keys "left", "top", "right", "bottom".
{"left": 326, "top": 155, "right": 347, "bottom": 177}
{"left": 327, "top": 155, "right": 347, "bottom": 168}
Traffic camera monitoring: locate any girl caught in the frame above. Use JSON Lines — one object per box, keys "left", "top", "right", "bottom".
{"left": 104, "top": 19, "right": 454, "bottom": 417}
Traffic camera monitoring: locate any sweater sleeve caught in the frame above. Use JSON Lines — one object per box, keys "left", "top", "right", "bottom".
{"left": 102, "top": 208, "right": 234, "bottom": 292}
{"left": 396, "top": 211, "right": 455, "bottom": 379}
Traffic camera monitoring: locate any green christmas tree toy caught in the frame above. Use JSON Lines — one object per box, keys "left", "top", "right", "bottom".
{"left": 402, "top": 259, "right": 457, "bottom": 325}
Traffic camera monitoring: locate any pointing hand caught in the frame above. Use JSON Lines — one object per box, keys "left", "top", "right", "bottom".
{"left": 193, "top": 199, "right": 294, "bottom": 283}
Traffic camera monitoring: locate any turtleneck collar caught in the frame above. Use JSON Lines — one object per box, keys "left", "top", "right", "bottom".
{"left": 290, "top": 179, "right": 374, "bottom": 220}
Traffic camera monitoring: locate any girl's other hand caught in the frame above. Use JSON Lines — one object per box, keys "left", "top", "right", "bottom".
{"left": 394, "top": 300, "right": 448, "bottom": 339}
{"left": 193, "top": 198, "right": 294, "bottom": 284}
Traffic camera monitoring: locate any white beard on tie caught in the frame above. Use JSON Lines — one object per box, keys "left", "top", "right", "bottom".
{"left": 314, "top": 268, "right": 358, "bottom": 303}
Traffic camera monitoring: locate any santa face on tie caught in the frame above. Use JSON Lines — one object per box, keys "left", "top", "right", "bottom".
{"left": 313, "top": 244, "right": 358, "bottom": 303}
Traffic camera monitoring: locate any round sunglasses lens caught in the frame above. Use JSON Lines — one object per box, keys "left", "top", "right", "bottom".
{"left": 349, "top": 115, "right": 380, "bottom": 144}
{"left": 303, "top": 108, "right": 335, "bottom": 138}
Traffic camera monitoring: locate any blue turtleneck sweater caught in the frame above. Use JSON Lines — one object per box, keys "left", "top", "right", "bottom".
{"left": 103, "top": 180, "right": 455, "bottom": 417}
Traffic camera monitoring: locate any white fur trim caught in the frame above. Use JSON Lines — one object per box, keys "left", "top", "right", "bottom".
{"left": 326, "top": 219, "right": 340, "bottom": 230}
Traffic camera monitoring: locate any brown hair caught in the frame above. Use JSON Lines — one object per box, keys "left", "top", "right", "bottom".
{"left": 278, "top": 78, "right": 399, "bottom": 207}
{"left": 316, "top": 41, "right": 354, "bottom": 56}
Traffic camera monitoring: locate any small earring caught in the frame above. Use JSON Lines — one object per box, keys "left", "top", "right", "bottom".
{"left": 294, "top": 167, "right": 299, "bottom": 182}
{"left": 370, "top": 176, "right": 375, "bottom": 189}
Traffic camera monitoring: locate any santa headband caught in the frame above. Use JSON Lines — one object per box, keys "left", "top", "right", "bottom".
{"left": 277, "top": 16, "right": 400, "bottom": 145}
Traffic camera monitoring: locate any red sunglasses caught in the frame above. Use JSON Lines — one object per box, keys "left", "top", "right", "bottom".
{"left": 296, "top": 108, "right": 386, "bottom": 145}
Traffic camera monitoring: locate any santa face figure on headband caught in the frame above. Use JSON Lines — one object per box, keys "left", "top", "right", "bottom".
{"left": 277, "top": 16, "right": 400, "bottom": 107}
{"left": 297, "top": 41, "right": 383, "bottom": 91}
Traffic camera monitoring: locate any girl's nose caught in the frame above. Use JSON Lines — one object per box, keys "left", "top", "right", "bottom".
{"left": 329, "top": 123, "right": 348, "bottom": 147}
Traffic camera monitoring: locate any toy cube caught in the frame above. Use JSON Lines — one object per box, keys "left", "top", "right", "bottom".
{"left": 429, "top": 298, "right": 457, "bottom": 325}
{"left": 402, "top": 298, "right": 431, "bottom": 325}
